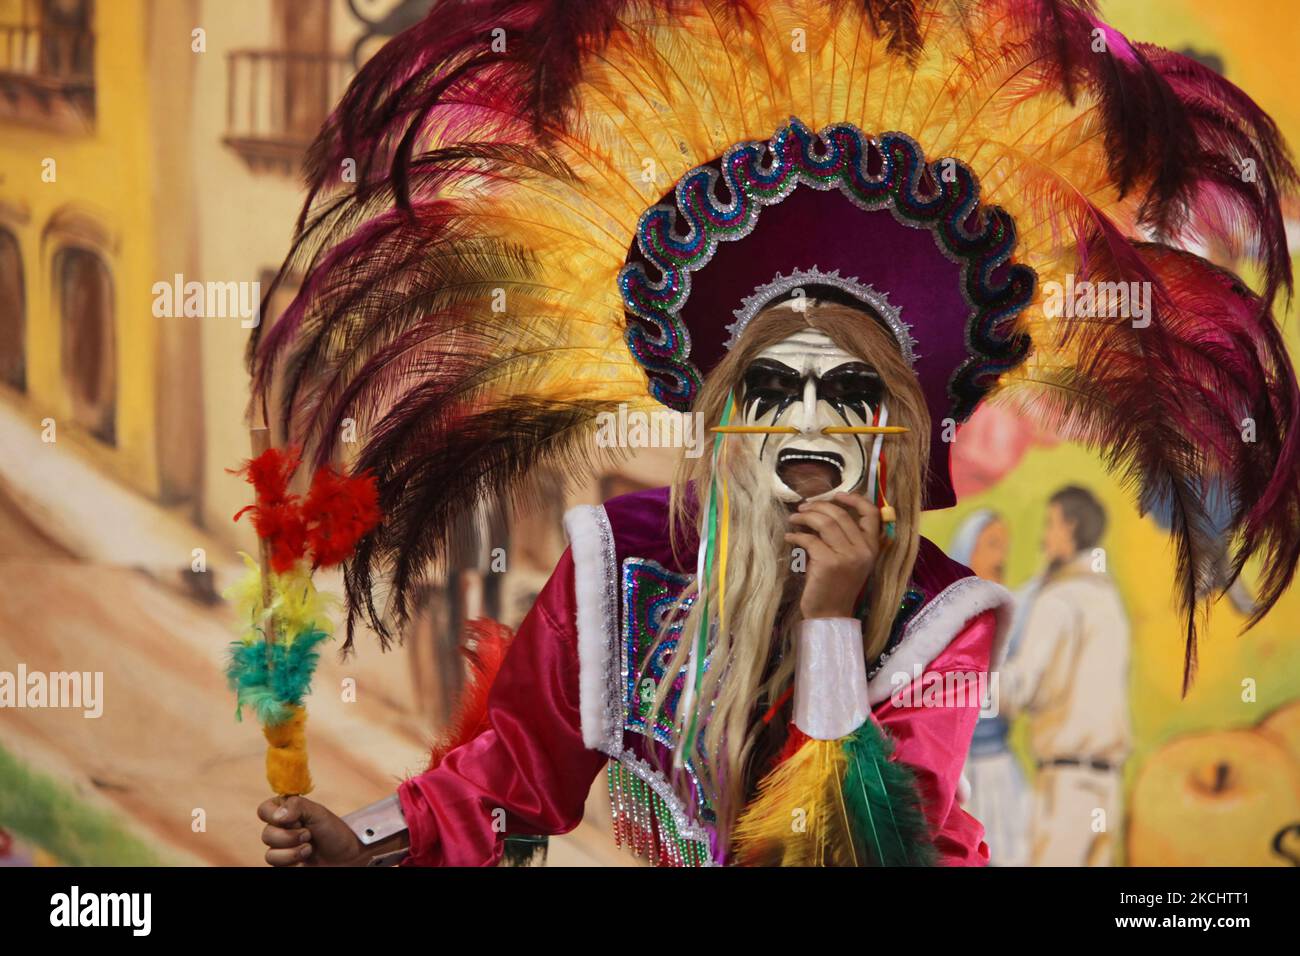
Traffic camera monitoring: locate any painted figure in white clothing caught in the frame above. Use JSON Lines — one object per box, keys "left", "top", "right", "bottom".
{"left": 1003, "top": 486, "right": 1130, "bottom": 866}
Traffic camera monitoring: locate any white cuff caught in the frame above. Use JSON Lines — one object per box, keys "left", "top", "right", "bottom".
{"left": 792, "top": 617, "right": 871, "bottom": 740}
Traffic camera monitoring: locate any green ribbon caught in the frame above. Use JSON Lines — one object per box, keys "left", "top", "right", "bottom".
{"left": 682, "top": 392, "right": 734, "bottom": 760}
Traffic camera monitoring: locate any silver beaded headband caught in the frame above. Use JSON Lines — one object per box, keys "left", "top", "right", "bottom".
{"left": 724, "top": 266, "right": 919, "bottom": 367}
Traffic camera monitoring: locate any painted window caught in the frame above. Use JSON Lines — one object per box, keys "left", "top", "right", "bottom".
{"left": 0, "top": 228, "right": 24, "bottom": 391}
{"left": 55, "top": 245, "right": 115, "bottom": 445}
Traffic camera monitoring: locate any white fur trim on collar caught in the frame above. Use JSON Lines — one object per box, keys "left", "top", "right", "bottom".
{"left": 866, "top": 577, "right": 1013, "bottom": 706}
{"left": 563, "top": 504, "right": 622, "bottom": 753}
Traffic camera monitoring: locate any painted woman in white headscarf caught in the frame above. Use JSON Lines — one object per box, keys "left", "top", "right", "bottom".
{"left": 952, "top": 509, "right": 1030, "bottom": 867}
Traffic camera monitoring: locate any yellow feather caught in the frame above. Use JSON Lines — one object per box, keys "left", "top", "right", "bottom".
{"left": 731, "top": 737, "right": 860, "bottom": 867}
{"left": 222, "top": 555, "right": 339, "bottom": 646}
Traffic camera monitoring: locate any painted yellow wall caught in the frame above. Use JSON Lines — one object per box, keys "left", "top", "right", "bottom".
{"left": 1105, "top": 0, "right": 1300, "bottom": 147}
{"left": 0, "top": 0, "right": 364, "bottom": 530}
{"left": 0, "top": 0, "right": 162, "bottom": 493}
{"left": 189, "top": 0, "right": 365, "bottom": 542}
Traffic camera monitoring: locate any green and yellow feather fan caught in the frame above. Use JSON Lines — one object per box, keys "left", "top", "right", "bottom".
{"left": 732, "top": 721, "right": 937, "bottom": 867}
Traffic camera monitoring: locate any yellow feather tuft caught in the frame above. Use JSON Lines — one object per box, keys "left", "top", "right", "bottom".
{"left": 223, "top": 554, "right": 339, "bottom": 646}
{"left": 731, "top": 737, "right": 860, "bottom": 867}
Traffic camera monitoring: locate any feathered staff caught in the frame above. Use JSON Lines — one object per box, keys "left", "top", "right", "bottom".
{"left": 226, "top": 426, "right": 381, "bottom": 796}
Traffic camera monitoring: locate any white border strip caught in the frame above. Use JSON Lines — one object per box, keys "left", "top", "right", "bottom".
{"left": 564, "top": 504, "right": 620, "bottom": 751}
{"left": 867, "top": 577, "right": 1013, "bottom": 705}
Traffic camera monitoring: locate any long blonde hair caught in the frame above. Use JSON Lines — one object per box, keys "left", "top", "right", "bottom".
{"left": 645, "top": 300, "right": 931, "bottom": 843}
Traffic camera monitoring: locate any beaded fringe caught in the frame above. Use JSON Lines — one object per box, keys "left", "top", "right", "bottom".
{"left": 606, "top": 761, "right": 711, "bottom": 866}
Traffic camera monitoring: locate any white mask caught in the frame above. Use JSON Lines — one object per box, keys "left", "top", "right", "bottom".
{"left": 739, "top": 327, "right": 882, "bottom": 504}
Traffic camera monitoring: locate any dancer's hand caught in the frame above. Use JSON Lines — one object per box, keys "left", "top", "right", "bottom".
{"left": 258, "top": 795, "right": 367, "bottom": 867}
{"left": 785, "top": 492, "right": 881, "bottom": 619}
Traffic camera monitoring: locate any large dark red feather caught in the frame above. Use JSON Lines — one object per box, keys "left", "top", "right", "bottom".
{"left": 1018, "top": 240, "right": 1300, "bottom": 693}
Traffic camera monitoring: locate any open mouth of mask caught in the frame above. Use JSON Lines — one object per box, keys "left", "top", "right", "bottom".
{"left": 775, "top": 448, "right": 845, "bottom": 499}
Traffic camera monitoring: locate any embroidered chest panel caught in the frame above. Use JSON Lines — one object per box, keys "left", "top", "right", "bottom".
{"left": 604, "top": 556, "right": 718, "bottom": 866}
{"left": 620, "top": 557, "right": 696, "bottom": 743}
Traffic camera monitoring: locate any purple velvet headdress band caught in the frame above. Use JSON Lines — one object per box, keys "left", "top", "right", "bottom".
{"left": 618, "top": 118, "right": 1036, "bottom": 509}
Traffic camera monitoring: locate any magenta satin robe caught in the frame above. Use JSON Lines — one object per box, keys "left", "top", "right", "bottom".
{"left": 398, "top": 487, "right": 1007, "bottom": 866}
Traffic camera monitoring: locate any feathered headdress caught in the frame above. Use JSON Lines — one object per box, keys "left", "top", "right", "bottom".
{"left": 249, "top": 0, "right": 1299, "bottom": 692}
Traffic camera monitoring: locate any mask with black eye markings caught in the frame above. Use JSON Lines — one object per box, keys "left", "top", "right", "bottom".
{"left": 738, "top": 330, "right": 881, "bottom": 503}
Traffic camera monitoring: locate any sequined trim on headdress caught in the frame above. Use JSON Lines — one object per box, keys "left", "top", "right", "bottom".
{"left": 618, "top": 118, "right": 1034, "bottom": 417}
